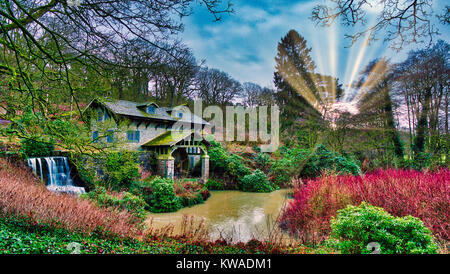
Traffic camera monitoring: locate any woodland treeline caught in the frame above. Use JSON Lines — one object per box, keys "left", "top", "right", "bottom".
{"left": 269, "top": 29, "right": 448, "bottom": 169}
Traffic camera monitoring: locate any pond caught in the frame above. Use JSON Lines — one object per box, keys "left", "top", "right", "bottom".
{"left": 145, "top": 189, "right": 293, "bottom": 243}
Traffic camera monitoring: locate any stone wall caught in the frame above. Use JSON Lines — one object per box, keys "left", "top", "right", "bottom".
{"left": 157, "top": 156, "right": 175, "bottom": 179}
{"left": 201, "top": 155, "right": 209, "bottom": 181}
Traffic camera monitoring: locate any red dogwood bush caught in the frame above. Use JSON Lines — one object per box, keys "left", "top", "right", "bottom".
{"left": 281, "top": 169, "right": 449, "bottom": 244}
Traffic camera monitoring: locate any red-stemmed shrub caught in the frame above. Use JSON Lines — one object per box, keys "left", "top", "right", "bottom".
{"left": 281, "top": 169, "right": 449, "bottom": 244}
{"left": 0, "top": 158, "right": 141, "bottom": 238}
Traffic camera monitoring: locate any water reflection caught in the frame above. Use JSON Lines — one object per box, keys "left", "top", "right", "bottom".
{"left": 145, "top": 189, "right": 291, "bottom": 243}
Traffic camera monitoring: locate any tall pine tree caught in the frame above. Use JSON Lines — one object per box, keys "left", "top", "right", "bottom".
{"left": 274, "top": 30, "right": 322, "bottom": 129}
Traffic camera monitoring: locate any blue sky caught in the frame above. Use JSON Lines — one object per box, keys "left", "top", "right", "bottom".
{"left": 180, "top": 0, "right": 449, "bottom": 99}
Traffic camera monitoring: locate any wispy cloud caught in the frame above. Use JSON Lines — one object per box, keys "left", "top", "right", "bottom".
{"left": 181, "top": 0, "right": 449, "bottom": 93}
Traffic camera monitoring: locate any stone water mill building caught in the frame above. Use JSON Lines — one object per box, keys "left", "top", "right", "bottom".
{"left": 84, "top": 98, "right": 210, "bottom": 180}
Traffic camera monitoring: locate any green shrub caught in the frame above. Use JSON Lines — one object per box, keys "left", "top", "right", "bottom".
{"left": 146, "top": 177, "right": 181, "bottom": 213}
{"left": 328, "top": 202, "right": 438, "bottom": 254}
{"left": 102, "top": 152, "right": 140, "bottom": 190}
{"left": 72, "top": 155, "right": 98, "bottom": 190}
{"left": 208, "top": 140, "right": 251, "bottom": 182}
{"left": 254, "top": 153, "right": 272, "bottom": 173}
{"left": 20, "top": 137, "right": 55, "bottom": 157}
{"left": 302, "top": 145, "right": 360, "bottom": 177}
{"left": 178, "top": 192, "right": 205, "bottom": 207}
{"left": 226, "top": 154, "right": 251, "bottom": 178}
{"left": 82, "top": 187, "right": 147, "bottom": 221}
{"left": 208, "top": 141, "right": 229, "bottom": 172}
{"left": 399, "top": 152, "right": 447, "bottom": 171}
{"left": 205, "top": 178, "right": 225, "bottom": 190}
{"left": 172, "top": 180, "right": 210, "bottom": 208}
{"left": 240, "top": 169, "right": 276, "bottom": 193}
{"left": 71, "top": 152, "right": 139, "bottom": 191}
{"left": 271, "top": 145, "right": 360, "bottom": 185}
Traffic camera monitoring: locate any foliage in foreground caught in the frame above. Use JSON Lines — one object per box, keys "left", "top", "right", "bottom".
{"left": 281, "top": 169, "right": 449, "bottom": 244}
{"left": 0, "top": 215, "right": 240, "bottom": 254}
{"left": 328, "top": 203, "right": 438, "bottom": 254}
{"left": 0, "top": 159, "right": 306, "bottom": 254}
{"left": 0, "top": 214, "right": 331, "bottom": 254}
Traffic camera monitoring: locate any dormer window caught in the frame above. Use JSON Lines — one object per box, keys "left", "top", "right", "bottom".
{"left": 147, "top": 105, "right": 155, "bottom": 114}
{"left": 98, "top": 109, "right": 110, "bottom": 122}
{"left": 97, "top": 109, "right": 103, "bottom": 122}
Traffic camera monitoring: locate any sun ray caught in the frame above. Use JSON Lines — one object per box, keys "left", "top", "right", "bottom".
{"left": 343, "top": 34, "right": 371, "bottom": 101}
{"left": 351, "top": 59, "right": 390, "bottom": 104}
{"left": 277, "top": 55, "right": 320, "bottom": 112}
{"left": 328, "top": 23, "right": 338, "bottom": 102}
{"left": 309, "top": 30, "right": 328, "bottom": 108}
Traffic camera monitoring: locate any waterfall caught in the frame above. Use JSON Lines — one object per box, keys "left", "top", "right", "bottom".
{"left": 27, "top": 156, "right": 86, "bottom": 195}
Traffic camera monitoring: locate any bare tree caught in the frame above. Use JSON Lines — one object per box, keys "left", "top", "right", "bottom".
{"left": 312, "top": 0, "right": 447, "bottom": 50}
{"left": 394, "top": 40, "right": 449, "bottom": 154}
{"left": 241, "top": 82, "right": 263, "bottom": 107}
{"left": 151, "top": 46, "right": 199, "bottom": 107}
{"left": 195, "top": 67, "right": 242, "bottom": 106}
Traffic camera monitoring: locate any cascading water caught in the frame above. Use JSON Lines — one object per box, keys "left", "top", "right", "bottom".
{"left": 27, "top": 156, "right": 86, "bottom": 195}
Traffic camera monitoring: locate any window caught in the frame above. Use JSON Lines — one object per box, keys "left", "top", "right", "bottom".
{"left": 178, "top": 112, "right": 183, "bottom": 118}
{"left": 189, "top": 156, "right": 195, "bottom": 169}
{"left": 93, "top": 131, "right": 99, "bottom": 143}
{"left": 106, "top": 130, "right": 114, "bottom": 143}
{"left": 147, "top": 105, "right": 155, "bottom": 114}
{"left": 97, "top": 110, "right": 103, "bottom": 122}
{"left": 127, "top": 130, "right": 140, "bottom": 143}
{"left": 98, "top": 109, "right": 110, "bottom": 121}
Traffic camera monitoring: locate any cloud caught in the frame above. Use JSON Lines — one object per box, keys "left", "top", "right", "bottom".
{"left": 181, "top": 0, "right": 449, "bottom": 93}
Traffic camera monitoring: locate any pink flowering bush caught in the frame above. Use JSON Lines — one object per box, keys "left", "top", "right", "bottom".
{"left": 281, "top": 169, "right": 450, "bottom": 244}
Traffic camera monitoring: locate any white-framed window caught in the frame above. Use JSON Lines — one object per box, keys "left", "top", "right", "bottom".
{"left": 127, "top": 130, "right": 140, "bottom": 143}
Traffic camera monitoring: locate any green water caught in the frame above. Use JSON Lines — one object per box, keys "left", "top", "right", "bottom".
{"left": 146, "top": 189, "right": 292, "bottom": 243}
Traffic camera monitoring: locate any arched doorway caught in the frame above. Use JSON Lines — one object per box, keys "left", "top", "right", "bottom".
{"left": 172, "top": 147, "right": 189, "bottom": 178}
{"left": 170, "top": 145, "right": 208, "bottom": 179}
